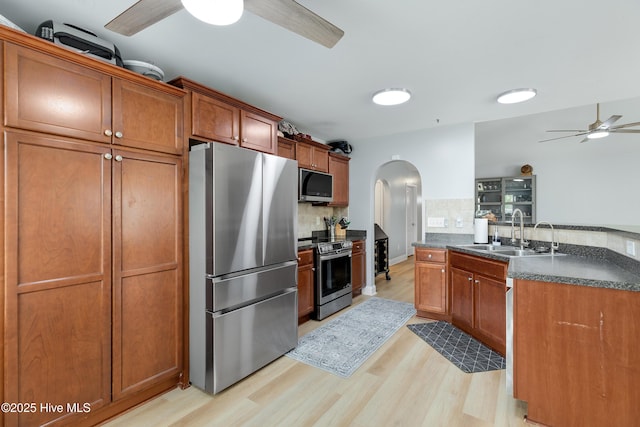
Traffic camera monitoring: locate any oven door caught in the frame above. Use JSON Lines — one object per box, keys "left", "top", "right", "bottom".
{"left": 317, "top": 250, "right": 352, "bottom": 305}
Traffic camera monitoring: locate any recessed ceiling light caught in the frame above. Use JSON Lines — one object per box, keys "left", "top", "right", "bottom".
{"left": 182, "top": 0, "right": 244, "bottom": 26}
{"left": 497, "top": 88, "right": 537, "bottom": 104}
{"left": 372, "top": 88, "right": 411, "bottom": 106}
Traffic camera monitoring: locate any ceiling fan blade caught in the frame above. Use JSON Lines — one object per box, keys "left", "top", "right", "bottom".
{"left": 579, "top": 137, "right": 590, "bottom": 143}
{"left": 245, "top": 0, "right": 344, "bottom": 48}
{"left": 611, "top": 129, "right": 640, "bottom": 134}
{"left": 105, "top": 0, "right": 184, "bottom": 36}
{"left": 598, "top": 115, "right": 622, "bottom": 129}
{"left": 611, "top": 121, "right": 640, "bottom": 130}
{"left": 538, "top": 132, "right": 588, "bottom": 143}
{"left": 546, "top": 129, "right": 587, "bottom": 133}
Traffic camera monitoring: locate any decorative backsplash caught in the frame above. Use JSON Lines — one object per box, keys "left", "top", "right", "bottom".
{"left": 297, "top": 203, "right": 348, "bottom": 238}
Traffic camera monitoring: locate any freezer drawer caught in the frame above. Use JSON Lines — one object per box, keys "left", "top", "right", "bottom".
{"left": 206, "top": 289, "right": 298, "bottom": 394}
{"left": 208, "top": 261, "right": 297, "bottom": 312}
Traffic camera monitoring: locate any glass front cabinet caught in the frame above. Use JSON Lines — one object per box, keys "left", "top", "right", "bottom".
{"left": 475, "top": 175, "right": 536, "bottom": 223}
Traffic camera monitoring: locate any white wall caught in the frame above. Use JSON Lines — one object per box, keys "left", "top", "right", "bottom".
{"left": 475, "top": 98, "right": 640, "bottom": 227}
{"left": 349, "top": 122, "right": 475, "bottom": 294}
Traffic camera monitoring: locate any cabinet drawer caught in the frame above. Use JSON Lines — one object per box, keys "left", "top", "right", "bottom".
{"left": 298, "top": 249, "right": 314, "bottom": 266}
{"left": 449, "top": 251, "right": 507, "bottom": 281}
{"left": 352, "top": 240, "right": 364, "bottom": 254}
{"left": 416, "top": 248, "right": 446, "bottom": 263}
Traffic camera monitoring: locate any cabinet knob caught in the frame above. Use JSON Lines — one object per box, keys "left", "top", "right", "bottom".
{"left": 441, "top": 269, "right": 445, "bottom": 273}
{"left": 104, "top": 129, "right": 113, "bottom": 137}
{"left": 242, "top": 138, "right": 248, "bottom": 143}
{"left": 428, "top": 254, "right": 432, "bottom": 259}
{"left": 233, "top": 136, "right": 239, "bottom": 141}
{"left": 115, "top": 131, "right": 123, "bottom": 139}
{"left": 474, "top": 279, "right": 480, "bottom": 284}
{"left": 467, "top": 277, "right": 473, "bottom": 282}
{"left": 104, "top": 153, "right": 113, "bottom": 160}
{"left": 115, "top": 155, "right": 123, "bottom": 162}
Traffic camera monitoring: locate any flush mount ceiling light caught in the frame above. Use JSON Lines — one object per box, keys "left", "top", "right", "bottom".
{"left": 182, "top": 0, "right": 244, "bottom": 26}
{"left": 372, "top": 88, "right": 411, "bottom": 106}
{"left": 497, "top": 88, "right": 537, "bottom": 104}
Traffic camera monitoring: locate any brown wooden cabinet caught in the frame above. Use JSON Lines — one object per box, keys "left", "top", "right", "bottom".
{"left": 351, "top": 240, "right": 366, "bottom": 296}
{"left": 296, "top": 139, "right": 329, "bottom": 172}
{"left": 5, "top": 42, "right": 185, "bottom": 155}
{"left": 297, "top": 249, "right": 315, "bottom": 323}
{"left": 277, "top": 136, "right": 296, "bottom": 160}
{"left": 328, "top": 152, "right": 349, "bottom": 207}
{"left": 414, "top": 248, "right": 449, "bottom": 320}
{"left": 1, "top": 27, "right": 185, "bottom": 427}
{"left": 449, "top": 251, "right": 507, "bottom": 355}
{"left": 170, "top": 76, "right": 281, "bottom": 154}
{"left": 514, "top": 279, "right": 640, "bottom": 427}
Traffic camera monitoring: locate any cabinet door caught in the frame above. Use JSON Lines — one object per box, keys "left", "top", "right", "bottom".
{"left": 313, "top": 147, "right": 329, "bottom": 172}
{"left": 351, "top": 251, "right": 365, "bottom": 296}
{"left": 112, "top": 79, "right": 185, "bottom": 155}
{"left": 450, "top": 266, "right": 474, "bottom": 330}
{"left": 240, "top": 110, "right": 277, "bottom": 154}
{"left": 4, "top": 131, "right": 112, "bottom": 426}
{"left": 297, "top": 250, "right": 314, "bottom": 318}
{"left": 4, "top": 42, "right": 112, "bottom": 143}
{"left": 112, "top": 149, "right": 183, "bottom": 400}
{"left": 296, "top": 142, "right": 313, "bottom": 169}
{"left": 277, "top": 137, "right": 295, "bottom": 159}
{"left": 474, "top": 274, "right": 506, "bottom": 353}
{"left": 191, "top": 92, "right": 240, "bottom": 145}
{"left": 328, "top": 154, "right": 349, "bottom": 206}
{"left": 415, "top": 262, "right": 447, "bottom": 315}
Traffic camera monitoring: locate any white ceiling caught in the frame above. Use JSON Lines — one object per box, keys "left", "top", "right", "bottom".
{"left": 3, "top": 0, "right": 640, "bottom": 143}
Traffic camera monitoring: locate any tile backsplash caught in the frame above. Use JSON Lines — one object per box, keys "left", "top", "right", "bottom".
{"left": 297, "top": 203, "right": 348, "bottom": 238}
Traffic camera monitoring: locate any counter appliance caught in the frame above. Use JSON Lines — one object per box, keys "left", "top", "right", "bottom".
{"left": 189, "top": 142, "right": 298, "bottom": 394}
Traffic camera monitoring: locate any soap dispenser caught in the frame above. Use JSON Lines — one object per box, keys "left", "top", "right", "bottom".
{"left": 492, "top": 227, "right": 501, "bottom": 246}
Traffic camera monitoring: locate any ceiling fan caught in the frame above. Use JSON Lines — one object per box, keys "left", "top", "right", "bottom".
{"left": 105, "top": 0, "right": 344, "bottom": 48}
{"left": 539, "top": 103, "right": 640, "bottom": 143}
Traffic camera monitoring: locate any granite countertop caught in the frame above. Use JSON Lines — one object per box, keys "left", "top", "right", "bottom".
{"left": 298, "top": 229, "right": 367, "bottom": 251}
{"left": 413, "top": 233, "right": 640, "bottom": 292}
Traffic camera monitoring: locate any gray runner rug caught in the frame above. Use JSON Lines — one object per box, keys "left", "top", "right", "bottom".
{"left": 286, "top": 297, "right": 416, "bottom": 378}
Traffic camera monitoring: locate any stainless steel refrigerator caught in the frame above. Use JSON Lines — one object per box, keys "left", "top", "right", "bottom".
{"left": 189, "top": 142, "right": 298, "bottom": 394}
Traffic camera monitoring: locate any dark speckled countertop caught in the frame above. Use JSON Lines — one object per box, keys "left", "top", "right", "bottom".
{"left": 413, "top": 233, "right": 640, "bottom": 292}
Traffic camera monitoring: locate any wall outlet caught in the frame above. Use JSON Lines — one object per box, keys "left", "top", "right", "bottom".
{"left": 455, "top": 217, "right": 463, "bottom": 228}
{"left": 427, "top": 217, "right": 446, "bottom": 227}
{"left": 626, "top": 240, "right": 636, "bottom": 257}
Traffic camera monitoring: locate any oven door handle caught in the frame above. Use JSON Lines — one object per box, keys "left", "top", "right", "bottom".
{"left": 318, "top": 250, "right": 352, "bottom": 261}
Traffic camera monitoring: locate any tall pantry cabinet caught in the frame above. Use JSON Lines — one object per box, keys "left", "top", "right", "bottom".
{"left": 1, "top": 28, "right": 186, "bottom": 426}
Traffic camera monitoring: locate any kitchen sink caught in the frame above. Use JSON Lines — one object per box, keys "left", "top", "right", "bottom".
{"left": 455, "top": 244, "right": 566, "bottom": 257}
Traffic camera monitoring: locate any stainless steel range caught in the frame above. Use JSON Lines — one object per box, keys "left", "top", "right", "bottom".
{"left": 314, "top": 240, "right": 352, "bottom": 320}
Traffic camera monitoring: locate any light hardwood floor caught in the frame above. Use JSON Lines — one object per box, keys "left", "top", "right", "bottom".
{"left": 104, "top": 258, "right": 528, "bottom": 426}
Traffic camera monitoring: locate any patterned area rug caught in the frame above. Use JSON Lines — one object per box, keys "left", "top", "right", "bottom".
{"left": 286, "top": 297, "right": 416, "bottom": 378}
{"left": 408, "top": 321, "right": 505, "bottom": 373}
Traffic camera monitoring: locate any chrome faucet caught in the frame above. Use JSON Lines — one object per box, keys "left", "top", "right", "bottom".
{"left": 511, "top": 209, "right": 528, "bottom": 250}
{"left": 534, "top": 221, "right": 559, "bottom": 254}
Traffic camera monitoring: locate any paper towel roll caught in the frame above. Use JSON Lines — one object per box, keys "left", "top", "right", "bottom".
{"left": 474, "top": 218, "right": 489, "bottom": 243}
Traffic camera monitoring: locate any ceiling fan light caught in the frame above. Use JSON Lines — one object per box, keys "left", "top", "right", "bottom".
{"left": 182, "top": 0, "right": 244, "bottom": 26}
{"left": 587, "top": 130, "right": 609, "bottom": 139}
{"left": 497, "top": 88, "right": 537, "bottom": 104}
{"left": 372, "top": 88, "right": 411, "bottom": 106}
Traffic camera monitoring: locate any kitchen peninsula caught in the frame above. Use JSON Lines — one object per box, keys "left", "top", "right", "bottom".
{"left": 413, "top": 227, "right": 640, "bottom": 427}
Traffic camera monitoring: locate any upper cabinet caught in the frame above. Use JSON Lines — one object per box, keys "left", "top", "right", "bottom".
{"left": 296, "top": 139, "right": 330, "bottom": 172}
{"left": 170, "top": 76, "right": 281, "bottom": 154}
{"left": 328, "top": 152, "right": 349, "bottom": 206}
{"left": 4, "top": 42, "right": 185, "bottom": 155}
{"left": 476, "top": 175, "right": 536, "bottom": 223}
{"left": 277, "top": 136, "right": 295, "bottom": 160}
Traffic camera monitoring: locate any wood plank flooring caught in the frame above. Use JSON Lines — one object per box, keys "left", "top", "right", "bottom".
{"left": 103, "top": 258, "right": 528, "bottom": 426}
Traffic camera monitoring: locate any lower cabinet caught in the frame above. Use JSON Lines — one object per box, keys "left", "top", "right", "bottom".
{"left": 449, "top": 251, "right": 507, "bottom": 355}
{"left": 414, "top": 248, "right": 449, "bottom": 320}
{"left": 351, "top": 240, "right": 366, "bottom": 296}
{"left": 297, "top": 249, "right": 315, "bottom": 323}
{"left": 514, "top": 279, "right": 640, "bottom": 427}
{"left": 3, "top": 131, "right": 183, "bottom": 426}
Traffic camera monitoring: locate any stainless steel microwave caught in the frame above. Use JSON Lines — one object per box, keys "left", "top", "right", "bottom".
{"left": 299, "top": 168, "right": 333, "bottom": 203}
